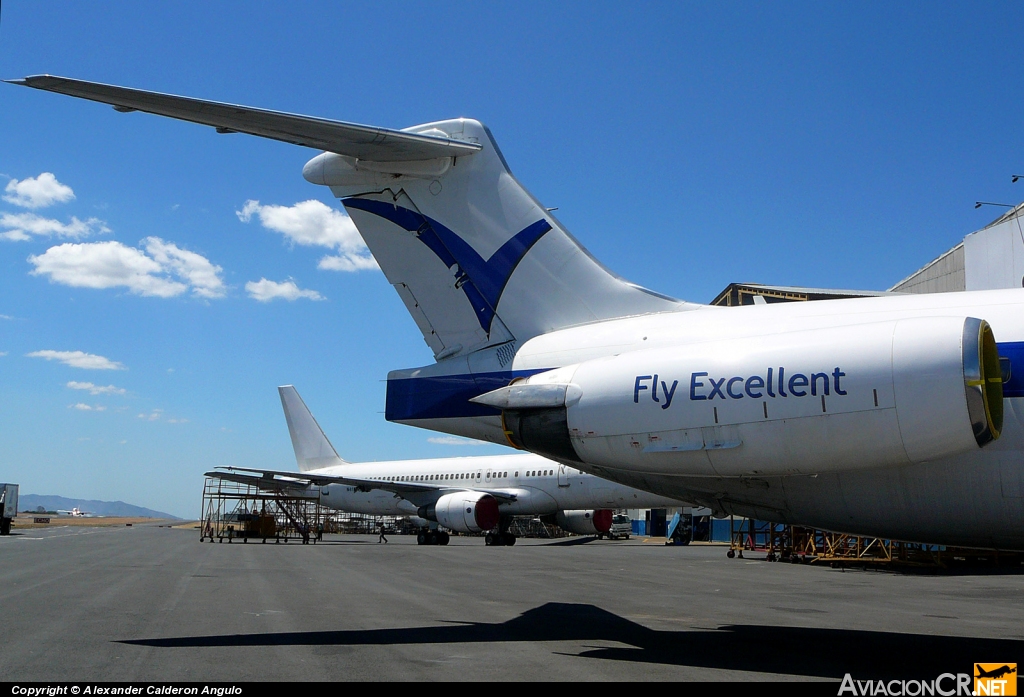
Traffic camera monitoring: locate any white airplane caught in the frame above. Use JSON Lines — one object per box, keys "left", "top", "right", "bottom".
{"left": 11, "top": 75, "right": 1023, "bottom": 550}
{"left": 208, "top": 386, "right": 684, "bottom": 545}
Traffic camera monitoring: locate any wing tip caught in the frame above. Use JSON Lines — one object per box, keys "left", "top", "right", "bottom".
{"left": 6, "top": 75, "right": 60, "bottom": 87}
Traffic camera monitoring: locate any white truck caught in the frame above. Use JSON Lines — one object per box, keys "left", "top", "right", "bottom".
{"left": 1, "top": 483, "right": 18, "bottom": 535}
{"left": 604, "top": 513, "right": 632, "bottom": 540}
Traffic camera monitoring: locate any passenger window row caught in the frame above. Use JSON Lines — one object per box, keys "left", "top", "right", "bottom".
{"left": 370, "top": 469, "right": 559, "bottom": 482}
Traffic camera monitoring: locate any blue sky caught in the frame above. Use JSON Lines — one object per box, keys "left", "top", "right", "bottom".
{"left": 2, "top": 2, "right": 1023, "bottom": 518}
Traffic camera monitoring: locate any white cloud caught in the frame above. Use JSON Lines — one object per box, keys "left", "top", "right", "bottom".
{"left": 70, "top": 403, "right": 106, "bottom": 412}
{"left": 237, "top": 199, "right": 377, "bottom": 272}
{"left": 0, "top": 352, "right": 7, "bottom": 357}
{"left": 143, "top": 237, "right": 226, "bottom": 299}
{"left": 3, "top": 173, "right": 75, "bottom": 209}
{"left": 28, "top": 237, "right": 225, "bottom": 298}
{"left": 317, "top": 254, "right": 379, "bottom": 272}
{"left": 0, "top": 315, "right": 12, "bottom": 320}
{"left": 245, "top": 278, "right": 324, "bottom": 302}
{"left": 28, "top": 350, "right": 125, "bottom": 370}
{"left": 66, "top": 381, "right": 126, "bottom": 396}
{"left": 136, "top": 408, "right": 186, "bottom": 423}
{"left": 0, "top": 212, "right": 109, "bottom": 241}
{"left": 427, "top": 436, "right": 489, "bottom": 446}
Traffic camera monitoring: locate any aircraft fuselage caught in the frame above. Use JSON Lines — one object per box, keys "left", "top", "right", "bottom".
{"left": 389, "top": 288, "right": 1024, "bottom": 549}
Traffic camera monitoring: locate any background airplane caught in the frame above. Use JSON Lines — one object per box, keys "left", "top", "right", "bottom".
{"left": 13, "top": 75, "right": 1024, "bottom": 550}
{"left": 207, "top": 386, "right": 685, "bottom": 545}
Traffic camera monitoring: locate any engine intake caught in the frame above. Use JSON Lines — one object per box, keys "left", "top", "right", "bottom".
{"left": 963, "top": 317, "right": 1003, "bottom": 446}
{"left": 418, "top": 492, "right": 499, "bottom": 533}
{"left": 555, "top": 509, "right": 613, "bottom": 535}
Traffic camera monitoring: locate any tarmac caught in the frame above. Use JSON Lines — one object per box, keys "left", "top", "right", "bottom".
{"left": 1, "top": 523, "right": 1022, "bottom": 682}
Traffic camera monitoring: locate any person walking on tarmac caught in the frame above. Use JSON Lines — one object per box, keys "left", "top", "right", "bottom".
{"left": 378, "top": 520, "right": 388, "bottom": 544}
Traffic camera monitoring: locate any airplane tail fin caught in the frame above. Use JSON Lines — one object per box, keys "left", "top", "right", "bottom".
{"left": 307, "top": 119, "right": 696, "bottom": 361}
{"left": 278, "top": 385, "right": 346, "bottom": 472}
{"left": 6, "top": 78, "right": 693, "bottom": 362}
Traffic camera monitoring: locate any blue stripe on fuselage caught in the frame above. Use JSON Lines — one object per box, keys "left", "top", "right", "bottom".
{"left": 385, "top": 368, "right": 549, "bottom": 422}
{"left": 999, "top": 341, "right": 1024, "bottom": 398}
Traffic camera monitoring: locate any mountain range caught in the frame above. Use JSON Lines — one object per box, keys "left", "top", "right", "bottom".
{"left": 19, "top": 494, "right": 180, "bottom": 519}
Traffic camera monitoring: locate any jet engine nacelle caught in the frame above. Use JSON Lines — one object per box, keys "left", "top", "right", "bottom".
{"left": 418, "top": 492, "right": 500, "bottom": 533}
{"left": 555, "top": 509, "right": 613, "bottom": 536}
{"left": 486, "top": 317, "right": 1003, "bottom": 477}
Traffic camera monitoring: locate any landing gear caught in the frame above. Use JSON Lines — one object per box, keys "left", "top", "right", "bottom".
{"left": 417, "top": 530, "right": 450, "bottom": 545}
{"left": 485, "top": 531, "right": 517, "bottom": 546}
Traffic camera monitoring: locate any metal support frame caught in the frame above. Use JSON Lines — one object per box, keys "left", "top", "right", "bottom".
{"left": 200, "top": 477, "right": 323, "bottom": 544}
{"left": 726, "top": 519, "right": 1020, "bottom": 568}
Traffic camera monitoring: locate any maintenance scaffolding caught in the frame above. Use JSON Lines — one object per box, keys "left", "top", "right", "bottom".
{"left": 726, "top": 517, "right": 1022, "bottom": 568}
{"left": 200, "top": 477, "right": 323, "bottom": 544}
{"left": 199, "top": 477, "right": 408, "bottom": 544}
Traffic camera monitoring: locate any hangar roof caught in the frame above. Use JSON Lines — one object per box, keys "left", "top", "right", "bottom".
{"left": 710, "top": 282, "right": 895, "bottom": 307}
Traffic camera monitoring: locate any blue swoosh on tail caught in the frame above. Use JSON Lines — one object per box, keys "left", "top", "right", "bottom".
{"left": 343, "top": 198, "right": 551, "bottom": 334}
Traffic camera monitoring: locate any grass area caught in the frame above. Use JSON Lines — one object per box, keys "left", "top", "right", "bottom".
{"left": 11, "top": 515, "right": 179, "bottom": 529}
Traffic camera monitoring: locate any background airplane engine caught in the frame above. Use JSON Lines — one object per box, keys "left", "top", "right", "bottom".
{"left": 494, "top": 316, "right": 1002, "bottom": 477}
{"left": 419, "top": 492, "right": 500, "bottom": 534}
{"left": 555, "top": 509, "right": 612, "bottom": 536}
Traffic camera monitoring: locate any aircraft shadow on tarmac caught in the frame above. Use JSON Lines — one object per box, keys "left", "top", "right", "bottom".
{"left": 537, "top": 537, "right": 600, "bottom": 546}
{"left": 120, "top": 602, "right": 1020, "bottom": 679}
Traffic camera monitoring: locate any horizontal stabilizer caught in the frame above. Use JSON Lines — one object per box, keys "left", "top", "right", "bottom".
{"left": 7, "top": 75, "right": 482, "bottom": 162}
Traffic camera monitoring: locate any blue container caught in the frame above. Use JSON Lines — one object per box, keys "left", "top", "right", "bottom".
{"left": 710, "top": 518, "right": 732, "bottom": 542}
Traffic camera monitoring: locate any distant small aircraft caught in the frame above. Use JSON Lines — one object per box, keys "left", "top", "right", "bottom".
{"left": 57, "top": 507, "right": 90, "bottom": 517}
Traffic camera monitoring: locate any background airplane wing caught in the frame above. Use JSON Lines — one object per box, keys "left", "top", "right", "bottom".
{"left": 204, "top": 469, "right": 314, "bottom": 493}
{"left": 8, "top": 75, "right": 483, "bottom": 162}
{"left": 205, "top": 466, "right": 518, "bottom": 504}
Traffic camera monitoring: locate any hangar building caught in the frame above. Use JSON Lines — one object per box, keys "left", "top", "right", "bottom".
{"left": 891, "top": 202, "right": 1024, "bottom": 294}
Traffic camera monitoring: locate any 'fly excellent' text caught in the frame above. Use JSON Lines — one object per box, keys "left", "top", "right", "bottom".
{"left": 634, "top": 368, "right": 848, "bottom": 409}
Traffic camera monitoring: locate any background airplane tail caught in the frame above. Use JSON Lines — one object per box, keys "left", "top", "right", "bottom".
{"left": 308, "top": 119, "right": 694, "bottom": 361}
{"left": 278, "top": 385, "right": 346, "bottom": 472}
